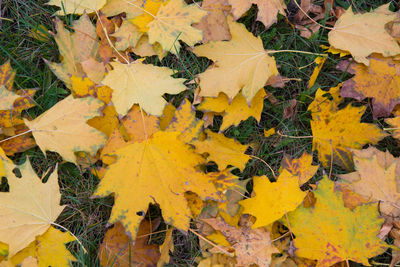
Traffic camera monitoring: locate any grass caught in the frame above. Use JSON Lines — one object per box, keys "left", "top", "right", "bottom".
{"left": 0, "top": 0, "right": 398, "bottom": 266}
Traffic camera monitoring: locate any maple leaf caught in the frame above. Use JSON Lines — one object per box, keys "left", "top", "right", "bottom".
{"left": 0, "top": 60, "right": 16, "bottom": 91}
{"left": 308, "top": 85, "right": 387, "bottom": 169}
{"left": 165, "top": 99, "right": 204, "bottom": 143}
{"left": 47, "top": 0, "right": 106, "bottom": 14}
{"left": 24, "top": 95, "right": 107, "bottom": 164}
{"left": 101, "top": 0, "right": 144, "bottom": 18}
{"left": 193, "top": 130, "right": 250, "bottom": 171}
{"left": 203, "top": 216, "right": 279, "bottom": 267}
{"left": 193, "top": 19, "right": 278, "bottom": 102}
{"left": 71, "top": 76, "right": 112, "bottom": 103}
{"left": 94, "top": 131, "right": 220, "bottom": 240}
{"left": 287, "top": 177, "right": 387, "bottom": 266}
{"left": 10, "top": 226, "right": 75, "bottom": 267}
{"left": 280, "top": 151, "right": 319, "bottom": 186}
{"left": 0, "top": 159, "right": 65, "bottom": 257}
{"left": 228, "top": 0, "right": 286, "bottom": 29}
{"left": 99, "top": 220, "right": 161, "bottom": 266}
{"left": 0, "top": 86, "right": 19, "bottom": 110}
{"left": 193, "top": 0, "right": 231, "bottom": 43}
{"left": 112, "top": 20, "right": 142, "bottom": 51}
{"left": 198, "top": 89, "right": 265, "bottom": 131}
{"left": 339, "top": 147, "right": 400, "bottom": 216}
{"left": 87, "top": 105, "right": 120, "bottom": 138}
{"left": 338, "top": 56, "right": 400, "bottom": 118}
{"left": 45, "top": 15, "right": 105, "bottom": 88}
{"left": 130, "top": 0, "right": 165, "bottom": 33}
{"left": 101, "top": 60, "right": 186, "bottom": 116}
{"left": 328, "top": 4, "right": 400, "bottom": 66}
{"left": 146, "top": 0, "right": 207, "bottom": 53}
{"left": 239, "top": 170, "right": 306, "bottom": 228}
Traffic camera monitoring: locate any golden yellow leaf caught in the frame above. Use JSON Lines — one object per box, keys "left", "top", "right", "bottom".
{"left": 159, "top": 103, "right": 176, "bottom": 130}
{"left": 308, "top": 86, "right": 387, "bottom": 169}
{"left": 386, "top": 116, "right": 400, "bottom": 139}
{"left": 101, "top": 0, "right": 144, "bottom": 18}
{"left": 198, "top": 89, "right": 266, "bottom": 131}
{"left": 280, "top": 152, "right": 319, "bottom": 186}
{"left": 0, "top": 89, "right": 37, "bottom": 128}
{"left": 328, "top": 4, "right": 400, "bottom": 65}
{"left": 320, "top": 44, "right": 350, "bottom": 57}
{"left": 239, "top": 170, "right": 306, "bottom": 228}
{"left": 339, "top": 56, "right": 400, "bottom": 118}
{"left": 87, "top": 105, "right": 120, "bottom": 137}
{"left": 308, "top": 56, "right": 326, "bottom": 88}
{"left": 0, "top": 86, "right": 19, "bottom": 110}
{"left": 45, "top": 15, "right": 104, "bottom": 88}
{"left": 101, "top": 60, "right": 186, "bottom": 116}
{"left": 24, "top": 96, "right": 107, "bottom": 164}
{"left": 47, "top": 0, "right": 106, "bottom": 14}
{"left": 203, "top": 216, "right": 279, "bottom": 267}
{"left": 99, "top": 220, "right": 161, "bottom": 267}
{"left": 71, "top": 76, "right": 112, "bottom": 103}
{"left": 193, "top": 130, "right": 250, "bottom": 171}
{"left": 0, "top": 60, "right": 16, "bottom": 91}
{"left": 165, "top": 99, "right": 203, "bottom": 143}
{"left": 130, "top": 0, "right": 166, "bottom": 32}
{"left": 147, "top": 0, "right": 207, "bottom": 53}
{"left": 0, "top": 125, "right": 36, "bottom": 156}
{"left": 287, "top": 177, "right": 387, "bottom": 266}
{"left": 193, "top": 19, "right": 278, "bottom": 102}
{"left": 94, "top": 131, "right": 219, "bottom": 239}
{"left": 157, "top": 228, "right": 174, "bottom": 267}
{"left": 339, "top": 147, "right": 400, "bottom": 216}
{"left": 228, "top": 0, "right": 286, "bottom": 29}
{"left": 264, "top": 128, "right": 276, "bottom": 138}
{"left": 0, "top": 160, "right": 65, "bottom": 257}
{"left": 11, "top": 227, "right": 75, "bottom": 267}
{"left": 193, "top": 0, "right": 231, "bottom": 43}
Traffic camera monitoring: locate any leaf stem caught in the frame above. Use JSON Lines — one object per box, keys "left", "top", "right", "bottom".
{"left": 51, "top": 222, "right": 88, "bottom": 254}
{"left": 267, "top": 50, "right": 327, "bottom": 57}
{"left": 0, "top": 129, "right": 33, "bottom": 144}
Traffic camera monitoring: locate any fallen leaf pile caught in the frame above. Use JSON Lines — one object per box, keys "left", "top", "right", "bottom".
{"left": 2, "top": 0, "right": 400, "bottom": 266}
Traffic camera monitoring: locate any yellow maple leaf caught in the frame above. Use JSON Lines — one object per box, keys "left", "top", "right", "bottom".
{"left": 101, "top": 60, "right": 186, "bottom": 116}
{"left": 0, "top": 160, "right": 65, "bottom": 257}
{"left": 94, "top": 131, "right": 219, "bottom": 239}
{"left": 193, "top": 130, "right": 250, "bottom": 171}
{"left": 193, "top": 19, "right": 278, "bottom": 102}
{"left": 45, "top": 15, "right": 104, "bottom": 88}
{"left": 157, "top": 228, "right": 174, "bottom": 267}
{"left": 165, "top": 99, "right": 204, "bottom": 143}
{"left": 228, "top": 0, "right": 286, "bottom": 29}
{"left": 47, "top": 0, "right": 106, "bottom": 14}
{"left": 87, "top": 105, "right": 120, "bottom": 138}
{"left": 130, "top": 0, "right": 166, "bottom": 33}
{"left": 10, "top": 226, "right": 75, "bottom": 267}
{"left": 24, "top": 96, "right": 107, "bottom": 164}
{"left": 339, "top": 56, "right": 400, "bottom": 118}
{"left": 0, "top": 86, "right": 19, "bottom": 110}
{"left": 280, "top": 152, "right": 319, "bottom": 186}
{"left": 339, "top": 147, "right": 400, "bottom": 216}
{"left": 239, "top": 170, "right": 306, "bottom": 228}
{"left": 308, "top": 56, "right": 326, "bottom": 89}
{"left": 101, "top": 0, "right": 144, "bottom": 18}
{"left": 328, "top": 4, "right": 400, "bottom": 66}
{"left": 71, "top": 76, "right": 112, "bottom": 103}
{"left": 198, "top": 89, "right": 266, "bottom": 131}
{"left": 0, "top": 61, "right": 16, "bottom": 91}
{"left": 287, "top": 177, "right": 387, "bottom": 266}
{"left": 308, "top": 86, "right": 387, "bottom": 170}
{"left": 147, "top": 0, "right": 207, "bottom": 53}
{"left": 112, "top": 20, "right": 142, "bottom": 51}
